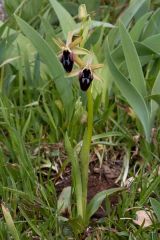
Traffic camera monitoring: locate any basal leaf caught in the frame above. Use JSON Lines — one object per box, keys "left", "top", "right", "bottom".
{"left": 64, "top": 133, "right": 83, "bottom": 218}
{"left": 86, "top": 188, "right": 123, "bottom": 220}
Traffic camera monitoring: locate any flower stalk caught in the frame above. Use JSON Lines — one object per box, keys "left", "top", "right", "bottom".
{"left": 80, "top": 86, "right": 93, "bottom": 222}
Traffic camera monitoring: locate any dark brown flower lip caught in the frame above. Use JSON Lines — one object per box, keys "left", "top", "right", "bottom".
{"left": 60, "top": 50, "right": 74, "bottom": 73}
{"left": 79, "top": 68, "right": 93, "bottom": 91}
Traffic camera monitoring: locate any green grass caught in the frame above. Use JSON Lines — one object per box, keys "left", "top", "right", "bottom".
{"left": 0, "top": 0, "right": 160, "bottom": 239}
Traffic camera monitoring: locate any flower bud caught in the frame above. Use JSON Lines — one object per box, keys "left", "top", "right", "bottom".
{"left": 78, "top": 4, "right": 88, "bottom": 21}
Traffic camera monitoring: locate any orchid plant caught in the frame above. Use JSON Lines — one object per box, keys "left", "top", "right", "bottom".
{"left": 56, "top": 4, "right": 122, "bottom": 230}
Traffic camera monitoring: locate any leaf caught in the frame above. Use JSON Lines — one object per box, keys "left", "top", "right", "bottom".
{"left": 147, "top": 94, "right": 160, "bottom": 106}
{"left": 43, "top": 99, "right": 58, "bottom": 140}
{"left": 48, "top": 0, "right": 76, "bottom": 39}
{"left": 111, "top": 42, "right": 155, "bottom": 67}
{"left": 105, "top": 39, "right": 151, "bottom": 141}
{"left": 58, "top": 186, "right": 71, "bottom": 214}
{"left": 68, "top": 216, "right": 84, "bottom": 235}
{"left": 108, "top": 0, "right": 148, "bottom": 49}
{"left": 92, "top": 132, "right": 123, "bottom": 141}
{"left": 142, "top": 34, "right": 160, "bottom": 54}
{"left": 140, "top": 175, "right": 160, "bottom": 205}
{"left": 1, "top": 203, "right": 20, "bottom": 240}
{"left": 130, "top": 12, "right": 152, "bottom": 41}
{"left": 150, "top": 198, "right": 160, "bottom": 222}
{"left": 15, "top": 15, "right": 74, "bottom": 120}
{"left": 0, "top": 56, "right": 20, "bottom": 68}
{"left": 119, "top": 21, "right": 146, "bottom": 97}
{"left": 22, "top": 110, "right": 32, "bottom": 138}
{"left": 142, "top": 8, "right": 160, "bottom": 39}
{"left": 117, "top": 150, "right": 130, "bottom": 186}
{"left": 151, "top": 70, "right": 160, "bottom": 123}
{"left": 86, "top": 187, "right": 123, "bottom": 220}
{"left": 119, "top": 0, "right": 149, "bottom": 27}
{"left": 64, "top": 133, "right": 83, "bottom": 218}
{"left": 19, "top": 207, "right": 44, "bottom": 238}
{"left": 134, "top": 0, "right": 150, "bottom": 19}
{"left": 91, "top": 20, "right": 115, "bottom": 29}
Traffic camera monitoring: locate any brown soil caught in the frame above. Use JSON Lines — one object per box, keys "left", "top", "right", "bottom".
{"left": 33, "top": 143, "right": 124, "bottom": 218}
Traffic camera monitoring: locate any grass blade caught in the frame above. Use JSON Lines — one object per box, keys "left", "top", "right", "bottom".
{"left": 19, "top": 207, "right": 44, "bottom": 239}
{"left": 140, "top": 175, "right": 160, "bottom": 205}
{"left": 1, "top": 203, "right": 20, "bottom": 240}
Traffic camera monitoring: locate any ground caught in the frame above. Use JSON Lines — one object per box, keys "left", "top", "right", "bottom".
{"left": 33, "top": 142, "right": 124, "bottom": 218}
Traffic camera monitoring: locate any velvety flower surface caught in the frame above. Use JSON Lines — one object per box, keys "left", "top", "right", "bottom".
{"left": 67, "top": 55, "right": 103, "bottom": 91}
{"left": 79, "top": 68, "right": 93, "bottom": 91}
{"left": 60, "top": 50, "right": 74, "bottom": 73}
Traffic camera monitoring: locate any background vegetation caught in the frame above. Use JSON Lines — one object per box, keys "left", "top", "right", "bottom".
{"left": 0, "top": 0, "right": 160, "bottom": 239}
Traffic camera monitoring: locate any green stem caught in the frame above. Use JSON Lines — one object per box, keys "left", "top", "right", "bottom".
{"left": 80, "top": 86, "right": 93, "bottom": 222}
{"left": 0, "top": 66, "right": 4, "bottom": 91}
{"left": 86, "top": 87, "right": 93, "bottom": 154}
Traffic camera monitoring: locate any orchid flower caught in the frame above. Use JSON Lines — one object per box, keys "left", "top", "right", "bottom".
{"left": 53, "top": 32, "right": 89, "bottom": 72}
{"left": 68, "top": 55, "right": 103, "bottom": 91}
